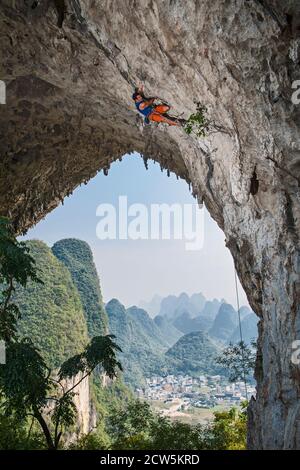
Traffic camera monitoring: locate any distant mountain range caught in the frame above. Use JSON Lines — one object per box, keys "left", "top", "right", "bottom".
{"left": 106, "top": 293, "right": 258, "bottom": 387}
{"left": 14, "top": 238, "right": 257, "bottom": 392}
{"left": 153, "top": 315, "right": 182, "bottom": 346}
{"left": 139, "top": 294, "right": 163, "bottom": 318}
{"left": 139, "top": 292, "right": 257, "bottom": 347}
{"left": 105, "top": 299, "right": 224, "bottom": 387}
{"left": 229, "top": 313, "right": 258, "bottom": 345}
{"left": 141, "top": 292, "right": 207, "bottom": 319}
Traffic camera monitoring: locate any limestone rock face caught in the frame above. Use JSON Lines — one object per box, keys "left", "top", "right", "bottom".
{"left": 64, "top": 373, "right": 97, "bottom": 440}
{"left": 0, "top": 1, "right": 300, "bottom": 449}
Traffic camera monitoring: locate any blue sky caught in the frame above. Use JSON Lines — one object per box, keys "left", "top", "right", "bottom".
{"left": 21, "top": 153, "right": 248, "bottom": 308}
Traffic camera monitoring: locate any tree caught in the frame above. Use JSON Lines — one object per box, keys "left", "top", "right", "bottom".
{"left": 216, "top": 341, "right": 256, "bottom": 383}
{"left": 0, "top": 217, "right": 41, "bottom": 342}
{"left": 0, "top": 333, "right": 122, "bottom": 449}
{"left": 149, "top": 417, "right": 207, "bottom": 450}
{"left": 0, "top": 217, "right": 123, "bottom": 449}
{"left": 203, "top": 403, "right": 248, "bottom": 450}
{"left": 0, "top": 412, "right": 44, "bottom": 450}
{"left": 107, "top": 399, "right": 206, "bottom": 450}
{"left": 103, "top": 398, "right": 247, "bottom": 451}
{"left": 107, "top": 399, "right": 155, "bottom": 449}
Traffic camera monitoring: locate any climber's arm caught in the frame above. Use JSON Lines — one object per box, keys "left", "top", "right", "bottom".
{"left": 135, "top": 84, "right": 157, "bottom": 109}
{"left": 139, "top": 98, "right": 156, "bottom": 109}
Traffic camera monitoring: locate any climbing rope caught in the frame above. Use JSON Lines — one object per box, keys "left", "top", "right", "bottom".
{"left": 233, "top": 266, "right": 249, "bottom": 401}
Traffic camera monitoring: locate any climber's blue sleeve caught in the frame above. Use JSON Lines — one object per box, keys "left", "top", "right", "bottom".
{"left": 135, "top": 101, "right": 153, "bottom": 117}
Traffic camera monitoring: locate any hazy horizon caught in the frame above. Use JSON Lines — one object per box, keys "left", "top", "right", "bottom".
{"left": 20, "top": 153, "right": 249, "bottom": 309}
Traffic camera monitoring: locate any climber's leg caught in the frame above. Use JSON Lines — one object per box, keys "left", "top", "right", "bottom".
{"left": 149, "top": 112, "right": 180, "bottom": 126}
{"left": 154, "top": 104, "right": 170, "bottom": 114}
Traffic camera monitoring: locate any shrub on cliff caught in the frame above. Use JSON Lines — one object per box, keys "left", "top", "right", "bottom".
{"left": 184, "top": 103, "right": 210, "bottom": 138}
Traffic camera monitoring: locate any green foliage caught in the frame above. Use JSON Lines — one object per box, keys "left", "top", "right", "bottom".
{"left": 0, "top": 413, "right": 45, "bottom": 450}
{"left": 84, "top": 398, "right": 247, "bottom": 451}
{"left": 216, "top": 341, "right": 256, "bottom": 382}
{"left": 203, "top": 403, "right": 248, "bottom": 450}
{"left": 59, "top": 335, "right": 122, "bottom": 381}
{"left": 106, "top": 299, "right": 168, "bottom": 388}
{"left": 15, "top": 240, "right": 89, "bottom": 368}
{"left": 50, "top": 335, "right": 122, "bottom": 449}
{"left": 149, "top": 418, "right": 207, "bottom": 450}
{"left": 52, "top": 239, "right": 108, "bottom": 337}
{"left": 1, "top": 225, "right": 247, "bottom": 451}
{"left": 107, "top": 400, "right": 155, "bottom": 448}
{"left": 91, "top": 374, "right": 133, "bottom": 420}
{"left": 70, "top": 424, "right": 111, "bottom": 450}
{"left": 107, "top": 400, "right": 207, "bottom": 450}
{"left": 0, "top": 338, "right": 50, "bottom": 419}
{"left": 166, "top": 331, "right": 224, "bottom": 376}
{"left": 0, "top": 222, "right": 123, "bottom": 450}
{"left": 0, "top": 334, "right": 122, "bottom": 449}
{"left": 0, "top": 217, "right": 41, "bottom": 341}
{"left": 183, "top": 103, "right": 210, "bottom": 138}
{"left": 52, "top": 392, "right": 77, "bottom": 431}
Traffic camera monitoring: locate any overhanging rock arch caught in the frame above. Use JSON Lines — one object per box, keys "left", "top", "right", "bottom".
{"left": 0, "top": 0, "right": 300, "bottom": 449}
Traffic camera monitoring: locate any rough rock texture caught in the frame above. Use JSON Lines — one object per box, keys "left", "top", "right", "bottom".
{"left": 64, "top": 373, "right": 97, "bottom": 440}
{"left": 0, "top": 0, "right": 300, "bottom": 449}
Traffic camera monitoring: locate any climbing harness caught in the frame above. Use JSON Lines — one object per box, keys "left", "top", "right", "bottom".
{"left": 132, "top": 86, "right": 185, "bottom": 127}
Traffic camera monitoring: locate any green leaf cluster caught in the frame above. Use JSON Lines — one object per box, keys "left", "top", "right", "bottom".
{"left": 183, "top": 103, "right": 210, "bottom": 138}
{"left": 216, "top": 341, "right": 256, "bottom": 382}
{"left": 59, "top": 335, "right": 122, "bottom": 381}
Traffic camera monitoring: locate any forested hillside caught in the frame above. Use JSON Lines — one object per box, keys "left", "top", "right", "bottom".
{"left": 106, "top": 299, "right": 226, "bottom": 386}
{"left": 154, "top": 315, "right": 183, "bottom": 346}
{"left": 165, "top": 331, "right": 223, "bottom": 376}
{"left": 14, "top": 239, "right": 130, "bottom": 429}
{"left": 106, "top": 299, "right": 168, "bottom": 387}
{"left": 52, "top": 238, "right": 108, "bottom": 337}
{"left": 14, "top": 239, "right": 256, "bottom": 392}
{"left": 0, "top": 230, "right": 247, "bottom": 450}
{"left": 16, "top": 240, "right": 89, "bottom": 368}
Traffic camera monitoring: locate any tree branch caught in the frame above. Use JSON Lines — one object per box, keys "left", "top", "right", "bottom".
{"left": 32, "top": 405, "right": 55, "bottom": 450}
{"left": 63, "top": 368, "right": 94, "bottom": 397}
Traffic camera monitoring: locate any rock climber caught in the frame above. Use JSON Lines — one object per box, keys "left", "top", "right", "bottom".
{"left": 132, "top": 84, "right": 185, "bottom": 127}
